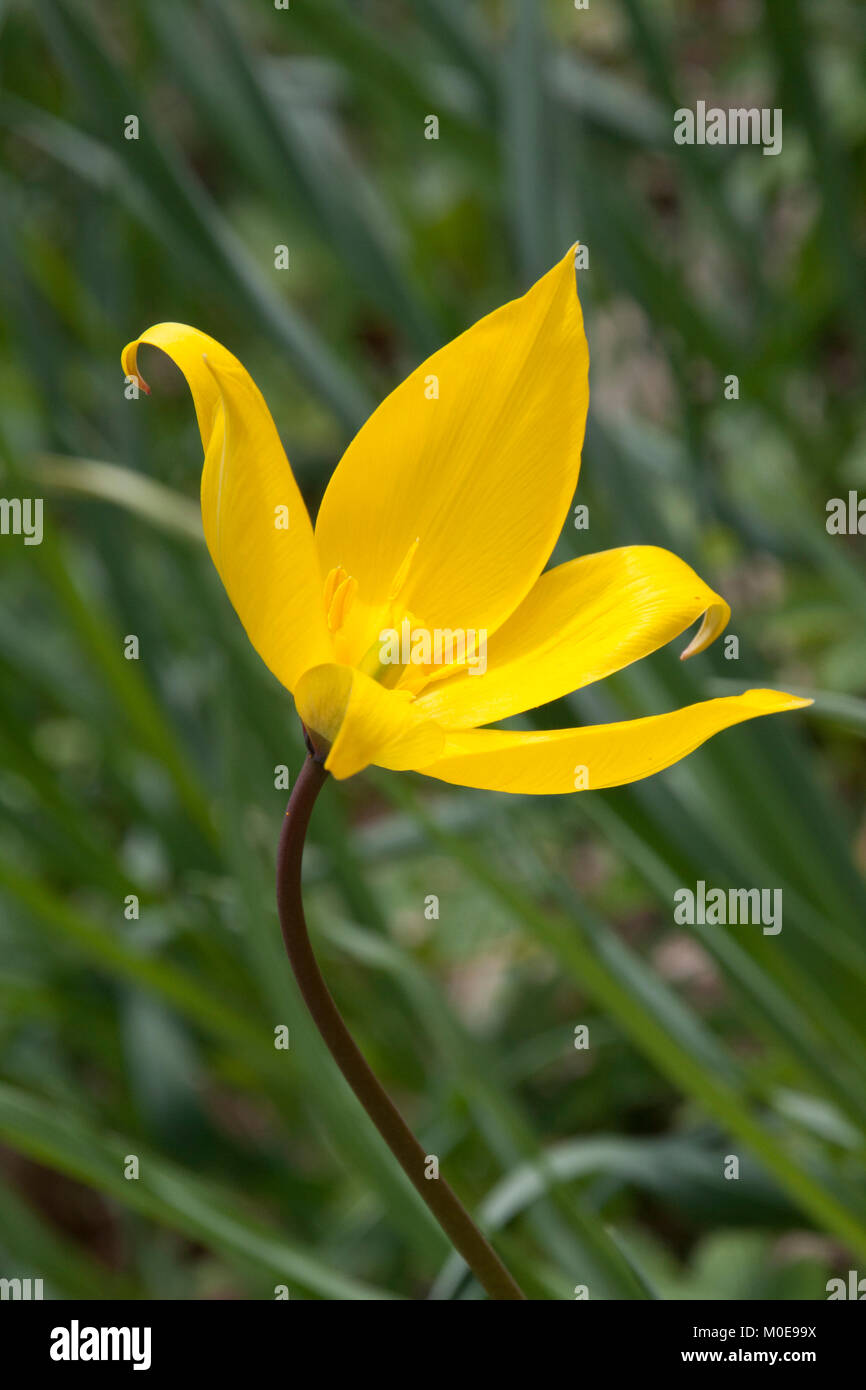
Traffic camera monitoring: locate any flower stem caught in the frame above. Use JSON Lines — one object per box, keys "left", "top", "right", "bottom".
{"left": 276, "top": 753, "right": 526, "bottom": 1301}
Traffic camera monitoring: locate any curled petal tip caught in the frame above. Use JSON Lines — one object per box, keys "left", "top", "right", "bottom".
{"left": 121, "top": 339, "right": 150, "bottom": 395}
{"left": 680, "top": 597, "right": 731, "bottom": 661}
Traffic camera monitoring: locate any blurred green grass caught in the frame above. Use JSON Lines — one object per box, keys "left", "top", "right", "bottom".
{"left": 0, "top": 0, "right": 864, "bottom": 1299}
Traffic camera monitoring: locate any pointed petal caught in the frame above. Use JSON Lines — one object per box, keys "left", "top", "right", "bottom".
{"left": 413, "top": 690, "right": 811, "bottom": 794}
{"left": 415, "top": 546, "right": 730, "bottom": 729}
{"left": 314, "top": 245, "right": 589, "bottom": 656}
{"left": 122, "top": 324, "right": 332, "bottom": 691}
{"left": 293, "top": 664, "right": 445, "bottom": 780}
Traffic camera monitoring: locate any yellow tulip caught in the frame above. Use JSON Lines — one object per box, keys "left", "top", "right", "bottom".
{"left": 122, "top": 246, "right": 809, "bottom": 791}
{"left": 122, "top": 247, "right": 814, "bottom": 1301}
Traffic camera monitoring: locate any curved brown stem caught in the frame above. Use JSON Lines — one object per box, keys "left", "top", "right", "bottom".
{"left": 275, "top": 753, "right": 526, "bottom": 1301}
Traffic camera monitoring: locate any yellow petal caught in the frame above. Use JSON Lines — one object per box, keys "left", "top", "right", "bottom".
{"left": 293, "top": 663, "right": 445, "bottom": 780}
{"left": 122, "top": 324, "right": 332, "bottom": 692}
{"left": 314, "top": 245, "right": 589, "bottom": 660}
{"left": 415, "top": 546, "right": 730, "bottom": 729}
{"left": 413, "top": 690, "right": 811, "bottom": 794}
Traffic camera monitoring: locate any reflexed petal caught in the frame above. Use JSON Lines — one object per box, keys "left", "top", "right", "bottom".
{"left": 121, "top": 324, "right": 332, "bottom": 691}
{"left": 314, "top": 245, "right": 589, "bottom": 658}
{"left": 413, "top": 690, "right": 811, "bottom": 794}
{"left": 294, "top": 663, "right": 445, "bottom": 780}
{"left": 415, "top": 546, "right": 730, "bottom": 729}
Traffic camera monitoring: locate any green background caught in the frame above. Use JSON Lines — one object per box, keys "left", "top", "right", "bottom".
{"left": 0, "top": 0, "right": 864, "bottom": 1300}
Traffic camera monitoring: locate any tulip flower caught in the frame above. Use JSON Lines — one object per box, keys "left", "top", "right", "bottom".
{"left": 123, "top": 245, "right": 809, "bottom": 1300}
{"left": 122, "top": 246, "right": 807, "bottom": 790}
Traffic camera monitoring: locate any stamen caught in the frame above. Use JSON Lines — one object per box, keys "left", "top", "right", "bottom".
{"left": 327, "top": 574, "right": 358, "bottom": 634}
{"left": 387, "top": 537, "right": 420, "bottom": 605}
{"left": 322, "top": 565, "right": 348, "bottom": 612}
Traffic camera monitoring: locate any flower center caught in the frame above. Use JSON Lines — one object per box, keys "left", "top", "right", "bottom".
{"left": 321, "top": 540, "right": 476, "bottom": 692}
